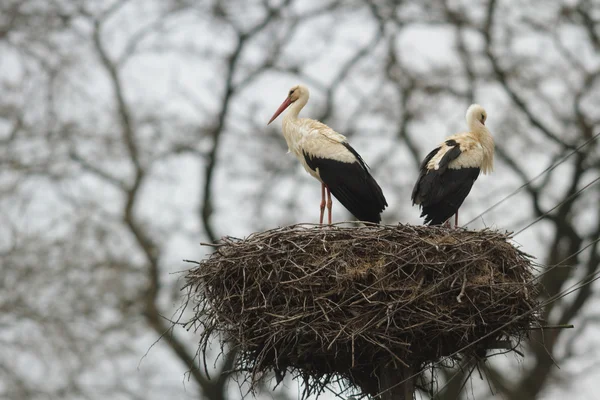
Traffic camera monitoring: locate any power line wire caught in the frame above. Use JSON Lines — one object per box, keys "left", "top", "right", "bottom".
{"left": 462, "top": 131, "right": 600, "bottom": 227}
{"left": 513, "top": 176, "right": 600, "bottom": 236}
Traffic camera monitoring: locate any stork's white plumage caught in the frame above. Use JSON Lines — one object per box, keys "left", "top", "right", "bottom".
{"left": 411, "top": 104, "right": 495, "bottom": 226}
{"left": 268, "top": 84, "right": 387, "bottom": 224}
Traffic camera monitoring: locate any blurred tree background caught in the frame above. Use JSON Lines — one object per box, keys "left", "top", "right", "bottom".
{"left": 0, "top": 0, "right": 598, "bottom": 399}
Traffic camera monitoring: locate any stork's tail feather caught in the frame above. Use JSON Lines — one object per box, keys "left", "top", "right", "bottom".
{"left": 420, "top": 205, "right": 453, "bottom": 226}
{"left": 329, "top": 172, "right": 388, "bottom": 224}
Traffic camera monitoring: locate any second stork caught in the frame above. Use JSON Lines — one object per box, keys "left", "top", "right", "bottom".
{"left": 268, "top": 84, "right": 387, "bottom": 224}
{"left": 411, "top": 104, "right": 495, "bottom": 226}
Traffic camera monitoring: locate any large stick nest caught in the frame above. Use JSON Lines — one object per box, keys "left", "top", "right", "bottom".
{"left": 183, "top": 223, "right": 540, "bottom": 398}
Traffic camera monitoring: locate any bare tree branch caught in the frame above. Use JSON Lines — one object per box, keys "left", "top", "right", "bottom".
{"left": 482, "top": 0, "right": 575, "bottom": 150}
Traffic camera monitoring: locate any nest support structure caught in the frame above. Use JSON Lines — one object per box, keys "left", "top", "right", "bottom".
{"left": 183, "top": 223, "right": 541, "bottom": 399}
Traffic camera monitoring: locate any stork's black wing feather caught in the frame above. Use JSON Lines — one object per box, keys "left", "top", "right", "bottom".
{"left": 303, "top": 143, "right": 387, "bottom": 223}
{"left": 411, "top": 145, "right": 441, "bottom": 204}
{"left": 411, "top": 140, "right": 480, "bottom": 225}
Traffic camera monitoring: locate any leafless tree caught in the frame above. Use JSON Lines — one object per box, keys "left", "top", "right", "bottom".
{"left": 0, "top": 0, "right": 598, "bottom": 399}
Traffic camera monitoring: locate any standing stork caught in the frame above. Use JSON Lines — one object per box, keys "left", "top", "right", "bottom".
{"left": 267, "top": 84, "right": 388, "bottom": 224}
{"left": 411, "top": 104, "right": 494, "bottom": 226}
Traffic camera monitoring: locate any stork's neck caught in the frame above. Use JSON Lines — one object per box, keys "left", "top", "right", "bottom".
{"left": 283, "top": 96, "right": 308, "bottom": 122}
{"left": 281, "top": 97, "right": 309, "bottom": 151}
{"left": 472, "top": 124, "right": 495, "bottom": 174}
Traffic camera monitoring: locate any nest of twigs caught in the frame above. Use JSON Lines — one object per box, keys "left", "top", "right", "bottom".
{"left": 183, "top": 223, "right": 540, "bottom": 399}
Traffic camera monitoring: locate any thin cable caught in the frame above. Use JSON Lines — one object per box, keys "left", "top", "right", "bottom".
{"left": 462, "top": 131, "right": 600, "bottom": 227}
{"left": 543, "top": 267, "right": 600, "bottom": 305}
{"left": 514, "top": 176, "right": 600, "bottom": 236}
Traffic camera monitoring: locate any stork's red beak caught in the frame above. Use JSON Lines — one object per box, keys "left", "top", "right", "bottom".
{"left": 268, "top": 97, "right": 292, "bottom": 125}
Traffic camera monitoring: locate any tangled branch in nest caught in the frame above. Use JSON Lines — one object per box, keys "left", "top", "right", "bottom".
{"left": 182, "top": 223, "right": 540, "bottom": 399}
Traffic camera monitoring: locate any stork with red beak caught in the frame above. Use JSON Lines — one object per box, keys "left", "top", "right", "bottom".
{"left": 411, "top": 104, "right": 495, "bottom": 226}
{"left": 268, "top": 84, "right": 387, "bottom": 224}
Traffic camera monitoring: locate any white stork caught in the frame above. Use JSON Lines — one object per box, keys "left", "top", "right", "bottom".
{"left": 267, "top": 84, "right": 388, "bottom": 224}
{"left": 411, "top": 104, "right": 494, "bottom": 226}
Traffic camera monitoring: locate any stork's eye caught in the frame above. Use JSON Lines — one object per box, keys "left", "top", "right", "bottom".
{"left": 289, "top": 90, "right": 295, "bottom": 96}
{"left": 481, "top": 113, "right": 485, "bottom": 120}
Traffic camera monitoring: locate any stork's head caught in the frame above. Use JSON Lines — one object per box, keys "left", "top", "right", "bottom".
{"left": 268, "top": 84, "right": 309, "bottom": 125}
{"left": 466, "top": 104, "right": 487, "bottom": 129}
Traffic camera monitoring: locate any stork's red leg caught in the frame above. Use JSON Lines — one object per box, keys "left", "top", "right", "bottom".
{"left": 319, "top": 183, "right": 326, "bottom": 224}
{"left": 326, "top": 186, "right": 333, "bottom": 225}
{"left": 454, "top": 210, "right": 459, "bottom": 229}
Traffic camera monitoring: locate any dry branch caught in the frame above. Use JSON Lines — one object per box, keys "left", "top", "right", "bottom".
{"left": 182, "top": 223, "right": 540, "bottom": 399}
